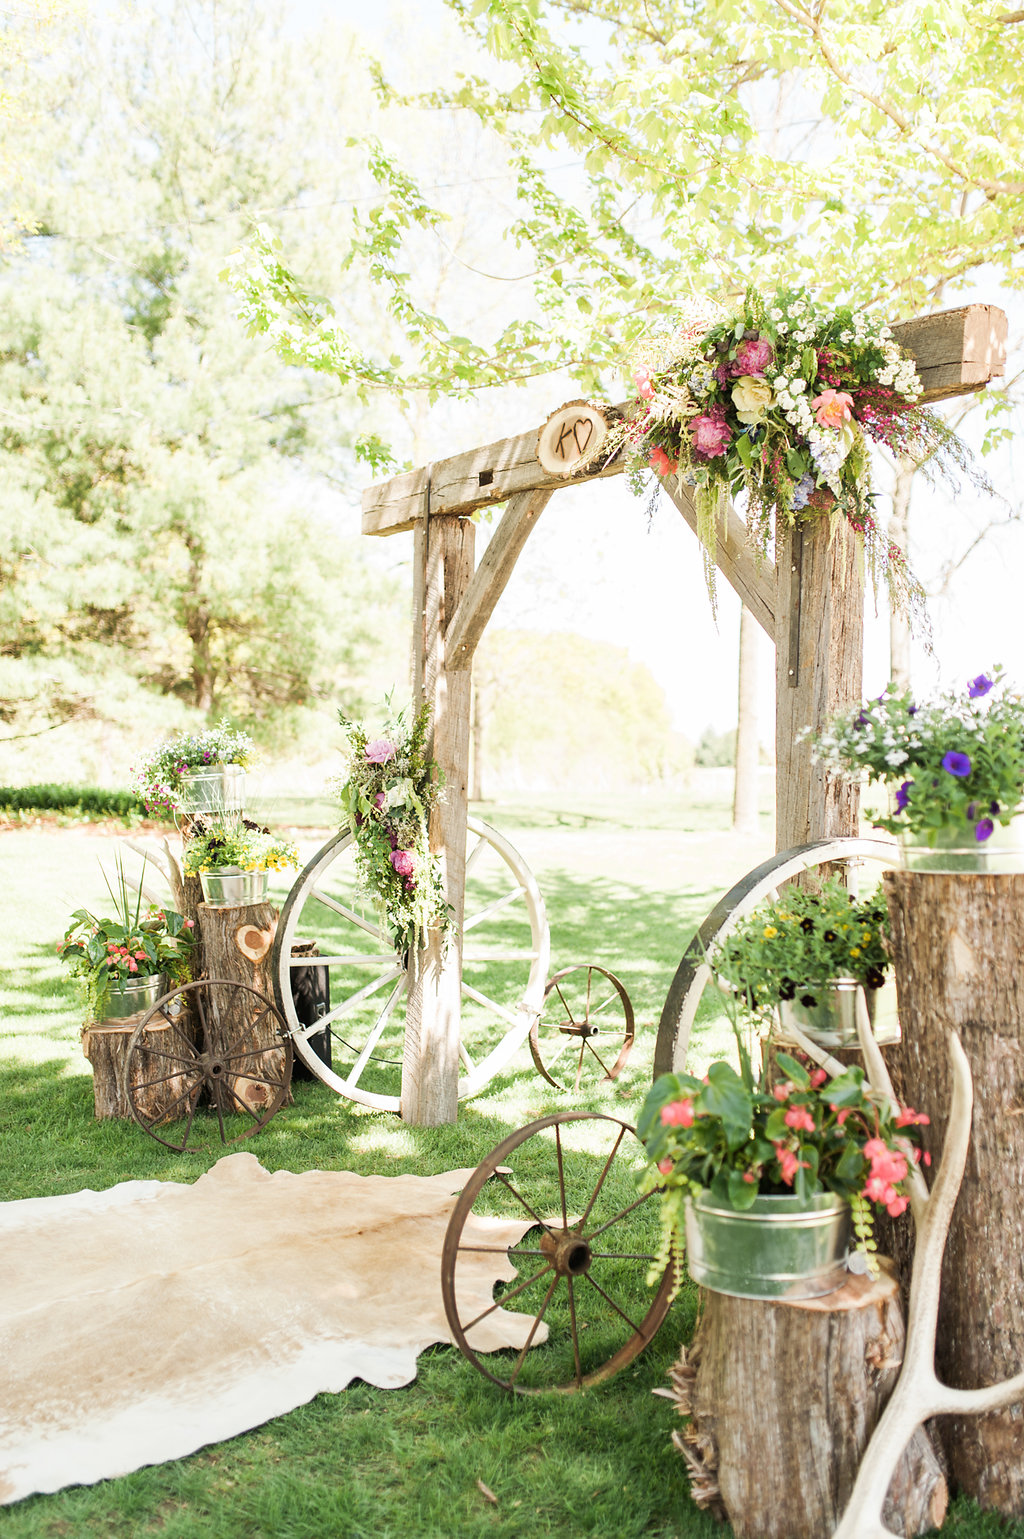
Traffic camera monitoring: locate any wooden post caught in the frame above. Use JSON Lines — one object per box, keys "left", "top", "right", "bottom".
{"left": 881, "top": 871, "right": 1024, "bottom": 1517}
{"left": 402, "top": 511, "right": 476, "bottom": 1124}
{"left": 774, "top": 519, "right": 864, "bottom": 853}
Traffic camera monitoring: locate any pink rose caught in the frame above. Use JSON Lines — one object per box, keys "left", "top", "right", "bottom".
{"left": 732, "top": 337, "right": 773, "bottom": 376}
{"left": 390, "top": 849, "right": 415, "bottom": 878}
{"left": 689, "top": 407, "right": 732, "bottom": 459}
{"left": 810, "top": 388, "right": 854, "bottom": 429}
{"left": 364, "top": 738, "right": 397, "bottom": 764}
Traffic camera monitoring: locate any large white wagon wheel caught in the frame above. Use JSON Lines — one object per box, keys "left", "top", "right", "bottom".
{"left": 272, "top": 816, "right": 550, "bottom": 1111}
{"left": 653, "top": 837, "right": 900, "bottom": 1079}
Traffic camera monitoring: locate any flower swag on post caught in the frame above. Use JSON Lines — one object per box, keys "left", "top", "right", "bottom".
{"left": 609, "top": 287, "right": 976, "bottom": 613}
{"left": 812, "top": 666, "right": 1024, "bottom": 845}
{"left": 638, "top": 1026, "right": 930, "bottom": 1287}
{"left": 336, "top": 701, "right": 450, "bottom": 955}
{"left": 712, "top": 879, "right": 891, "bottom": 1022}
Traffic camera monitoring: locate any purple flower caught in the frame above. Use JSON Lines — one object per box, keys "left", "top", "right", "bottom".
{"left": 894, "top": 780, "right": 913, "bottom": 813}
{"left": 907, "top": 704, "right": 918, "bottom": 717}
{"left": 791, "top": 473, "right": 815, "bottom": 511}
{"left": 373, "top": 791, "right": 386, "bottom": 808}
{"left": 991, "top": 800, "right": 1001, "bottom": 815}
{"left": 364, "top": 738, "right": 397, "bottom": 764}
{"left": 390, "top": 849, "right": 415, "bottom": 878}
{"left": 855, "top": 710, "right": 870, "bottom": 728}
{"left": 968, "top": 674, "right": 994, "bottom": 699}
{"left": 975, "top": 819, "right": 995, "bottom": 842}
{"left": 942, "top": 751, "right": 972, "bottom": 778}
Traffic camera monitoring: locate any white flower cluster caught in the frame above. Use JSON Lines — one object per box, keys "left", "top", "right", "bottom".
{"left": 771, "top": 372, "right": 814, "bottom": 434}
{"left": 876, "top": 340, "right": 921, "bottom": 400}
{"left": 769, "top": 294, "right": 819, "bottom": 345}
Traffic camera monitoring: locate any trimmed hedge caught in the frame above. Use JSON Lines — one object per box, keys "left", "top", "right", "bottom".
{"left": 0, "top": 784, "right": 166, "bottom": 818}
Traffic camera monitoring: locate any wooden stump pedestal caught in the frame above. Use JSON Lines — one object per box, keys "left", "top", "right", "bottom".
{"left": 882, "top": 870, "right": 1024, "bottom": 1516}
{"left": 668, "top": 1267, "right": 947, "bottom": 1539}
{"left": 82, "top": 1013, "right": 195, "bottom": 1121}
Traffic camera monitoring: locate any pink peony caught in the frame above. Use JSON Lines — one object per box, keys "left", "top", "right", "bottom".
{"left": 732, "top": 337, "right": 773, "bottom": 376}
{"left": 390, "top": 849, "right": 415, "bottom": 878}
{"left": 689, "top": 407, "right": 732, "bottom": 459}
{"left": 364, "top": 738, "right": 397, "bottom": 764}
{"left": 660, "top": 1098, "right": 695, "bottom": 1128}
{"left": 810, "top": 388, "right": 855, "bottom": 429}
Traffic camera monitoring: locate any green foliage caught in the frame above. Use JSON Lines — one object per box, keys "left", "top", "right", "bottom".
{"left": 336, "top": 701, "right": 450, "bottom": 954}
{"left": 0, "top": 784, "right": 152, "bottom": 817}
{"left": 712, "top": 879, "right": 892, "bottom": 1020}
{"left": 815, "top": 666, "right": 1024, "bottom": 838}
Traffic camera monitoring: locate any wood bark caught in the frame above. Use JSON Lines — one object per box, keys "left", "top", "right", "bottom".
{"left": 881, "top": 871, "right": 1024, "bottom": 1516}
{"left": 732, "top": 603, "right": 760, "bottom": 832}
{"left": 671, "top": 1268, "right": 947, "bottom": 1539}
{"left": 82, "top": 1016, "right": 196, "bottom": 1122}
{"left": 774, "top": 519, "right": 863, "bottom": 855}
{"left": 403, "top": 512, "right": 475, "bottom": 1125}
{"left": 197, "top": 897, "right": 291, "bottom": 1116}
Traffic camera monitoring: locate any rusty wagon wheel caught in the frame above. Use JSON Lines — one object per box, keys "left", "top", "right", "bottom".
{"left": 529, "top": 963, "right": 635, "bottom": 1093}
{"left": 123, "top": 979, "right": 293, "bottom": 1152}
{"left": 440, "top": 1111, "right": 675, "bottom": 1394}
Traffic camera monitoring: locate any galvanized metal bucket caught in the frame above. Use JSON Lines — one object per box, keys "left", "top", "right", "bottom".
{"left": 199, "top": 868, "right": 268, "bottom": 907}
{"left": 778, "top": 978, "right": 881, "bottom": 1049}
{"left": 898, "top": 810, "right": 1024, "bottom": 874}
{"left": 178, "top": 764, "right": 246, "bottom": 815}
{"left": 100, "top": 973, "right": 168, "bottom": 1021}
{"left": 685, "top": 1190, "right": 850, "bottom": 1301}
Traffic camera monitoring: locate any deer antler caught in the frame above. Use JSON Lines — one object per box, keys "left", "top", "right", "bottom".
{"left": 119, "top": 836, "right": 186, "bottom": 913}
{"left": 832, "top": 1020, "right": 1024, "bottom": 1538}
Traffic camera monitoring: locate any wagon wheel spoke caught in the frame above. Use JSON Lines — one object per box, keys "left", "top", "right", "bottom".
{"left": 506, "top": 1274, "right": 561, "bottom": 1389}
{"left": 581, "top": 1040, "right": 617, "bottom": 1080}
{"left": 530, "top": 965, "right": 635, "bottom": 1092}
{"left": 459, "top": 1262, "right": 555, "bottom": 1335}
{"left": 581, "top": 1270, "right": 644, "bottom": 1336}
{"left": 578, "top": 1126, "right": 627, "bottom": 1229}
{"left": 566, "top": 1275, "right": 584, "bottom": 1391}
{"left": 585, "top": 1189, "right": 662, "bottom": 1242}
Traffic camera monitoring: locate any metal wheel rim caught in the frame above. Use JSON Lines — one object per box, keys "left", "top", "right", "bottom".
{"left": 124, "top": 979, "right": 293, "bottom": 1151}
{"left": 653, "top": 837, "right": 900, "bottom": 1078}
{"left": 529, "top": 963, "right": 636, "bottom": 1092}
{"left": 272, "top": 816, "right": 551, "bottom": 1110}
{"left": 440, "top": 1111, "right": 675, "bottom": 1394}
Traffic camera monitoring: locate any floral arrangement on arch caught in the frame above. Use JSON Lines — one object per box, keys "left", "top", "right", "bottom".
{"left": 613, "top": 287, "right": 973, "bottom": 610}
{"left": 712, "top": 879, "right": 891, "bottom": 1023}
{"left": 812, "top": 667, "right": 1024, "bottom": 844}
{"left": 131, "top": 719, "right": 256, "bottom": 814}
{"left": 335, "top": 700, "right": 449, "bottom": 955}
{"left": 639, "top": 1039, "right": 929, "bottom": 1279}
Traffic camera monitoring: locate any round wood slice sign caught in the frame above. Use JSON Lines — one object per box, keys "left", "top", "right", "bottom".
{"left": 537, "top": 401, "right": 608, "bottom": 477}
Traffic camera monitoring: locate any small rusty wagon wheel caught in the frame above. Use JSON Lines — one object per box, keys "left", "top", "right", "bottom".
{"left": 123, "top": 979, "right": 293, "bottom": 1152}
{"left": 529, "top": 963, "right": 636, "bottom": 1092}
{"left": 440, "top": 1111, "right": 674, "bottom": 1394}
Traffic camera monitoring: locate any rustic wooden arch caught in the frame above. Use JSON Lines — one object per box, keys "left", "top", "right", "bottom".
{"left": 361, "top": 304, "right": 1007, "bottom": 1125}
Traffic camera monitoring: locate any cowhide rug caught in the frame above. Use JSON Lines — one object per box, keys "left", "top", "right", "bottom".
{"left": 0, "top": 1152, "right": 536, "bottom": 1504}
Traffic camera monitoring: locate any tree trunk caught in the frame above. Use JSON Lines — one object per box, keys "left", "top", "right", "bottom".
{"left": 82, "top": 1015, "right": 197, "bottom": 1122}
{"left": 668, "top": 1268, "right": 947, "bottom": 1539}
{"left": 196, "top": 897, "right": 291, "bottom": 1115}
{"left": 732, "top": 604, "right": 759, "bottom": 832}
{"left": 881, "top": 870, "right": 1024, "bottom": 1516}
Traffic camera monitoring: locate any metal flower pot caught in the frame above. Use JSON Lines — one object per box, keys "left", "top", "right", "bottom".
{"left": 897, "top": 811, "right": 1024, "bottom": 874}
{"left": 199, "top": 868, "right": 268, "bottom": 907}
{"left": 178, "top": 764, "right": 246, "bottom": 815}
{"left": 685, "top": 1190, "right": 850, "bottom": 1301}
{"left": 100, "top": 973, "right": 168, "bottom": 1021}
{"left": 778, "top": 978, "right": 885, "bottom": 1049}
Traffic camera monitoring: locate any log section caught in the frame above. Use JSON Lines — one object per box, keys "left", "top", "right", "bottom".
{"left": 82, "top": 1015, "right": 195, "bottom": 1122}
{"left": 882, "top": 870, "right": 1024, "bottom": 1516}
{"left": 669, "top": 1267, "right": 947, "bottom": 1539}
{"left": 197, "top": 898, "right": 291, "bottom": 1116}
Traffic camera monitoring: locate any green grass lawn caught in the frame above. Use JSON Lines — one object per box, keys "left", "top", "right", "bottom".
{"left": 0, "top": 786, "right": 1019, "bottom": 1538}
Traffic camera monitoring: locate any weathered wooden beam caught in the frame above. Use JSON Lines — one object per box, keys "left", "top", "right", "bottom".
{"left": 361, "top": 305, "right": 1006, "bottom": 537}
{"left": 890, "top": 304, "right": 1007, "bottom": 402}
{"left": 662, "top": 482, "right": 775, "bottom": 637}
{"left": 446, "top": 489, "right": 553, "bottom": 671}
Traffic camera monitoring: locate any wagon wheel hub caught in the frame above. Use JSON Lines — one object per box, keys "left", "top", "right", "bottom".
{"left": 540, "top": 1227, "right": 592, "bottom": 1277}
{"left": 557, "top": 1022, "right": 599, "bottom": 1038}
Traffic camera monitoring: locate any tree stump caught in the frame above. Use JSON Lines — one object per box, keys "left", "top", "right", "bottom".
{"left": 882, "top": 870, "right": 1024, "bottom": 1515}
{"left": 196, "top": 898, "right": 291, "bottom": 1115}
{"left": 667, "top": 1267, "right": 947, "bottom": 1539}
{"left": 82, "top": 1014, "right": 196, "bottom": 1121}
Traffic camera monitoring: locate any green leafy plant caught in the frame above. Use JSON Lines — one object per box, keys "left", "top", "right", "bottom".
{"left": 181, "top": 818, "right": 298, "bottom": 876}
{"left": 712, "top": 879, "right": 891, "bottom": 1023}
{"left": 130, "top": 720, "right": 257, "bottom": 814}
{"left": 813, "top": 667, "right": 1024, "bottom": 843}
{"left": 639, "top": 1030, "right": 929, "bottom": 1280}
{"left": 335, "top": 699, "right": 449, "bottom": 955}
{"left": 58, "top": 853, "right": 196, "bottom": 1019}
